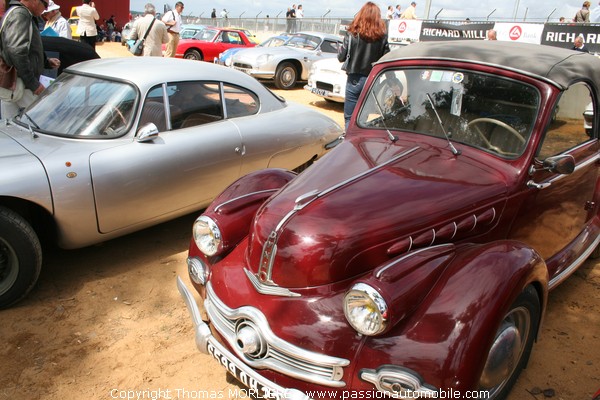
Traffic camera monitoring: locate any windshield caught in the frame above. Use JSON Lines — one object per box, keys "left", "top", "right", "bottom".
{"left": 357, "top": 68, "right": 540, "bottom": 158}
{"left": 194, "top": 28, "right": 218, "bottom": 41}
{"left": 17, "top": 73, "right": 137, "bottom": 138}
{"left": 285, "top": 34, "right": 321, "bottom": 50}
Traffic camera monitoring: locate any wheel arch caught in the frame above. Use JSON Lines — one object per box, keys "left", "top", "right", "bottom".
{"left": 0, "top": 196, "right": 55, "bottom": 245}
{"left": 353, "top": 240, "right": 549, "bottom": 393}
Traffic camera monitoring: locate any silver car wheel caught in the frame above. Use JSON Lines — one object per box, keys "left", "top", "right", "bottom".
{"left": 479, "top": 286, "right": 539, "bottom": 399}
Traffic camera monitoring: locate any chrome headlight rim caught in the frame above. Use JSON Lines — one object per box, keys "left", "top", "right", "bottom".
{"left": 193, "top": 215, "right": 222, "bottom": 256}
{"left": 344, "top": 282, "right": 388, "bottom": 336}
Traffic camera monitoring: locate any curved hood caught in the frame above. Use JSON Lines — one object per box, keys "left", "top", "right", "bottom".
{"left": 246, "top": 137, "right": 510, "bottom": 288}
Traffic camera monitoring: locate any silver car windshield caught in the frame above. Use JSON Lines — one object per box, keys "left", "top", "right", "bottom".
{"left": 357, "top": 68, "right": 540, "bottom": 158}
{"left": 19, "top": 73, "right": 137, "bottom": 138}
{"left": 285, "top": 34, "right": 321, "bottom": 50}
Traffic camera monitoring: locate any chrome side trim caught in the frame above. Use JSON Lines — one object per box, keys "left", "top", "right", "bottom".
{"left": 375, "top": 244, "right": 455, "bottom": 279}
{"left": 205, "top": 282, "right": 349, "bottom": 387}
{"left": 245, "top": 268, "right": 300, "bottom": 297}
{"left": 549, "top": 232, "right": 600, "bottom": 290}
{"left": 214, "top": 189, "right": 280, "bottom": 213}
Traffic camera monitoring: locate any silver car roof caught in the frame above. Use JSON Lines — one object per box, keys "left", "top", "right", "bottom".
{"left": 377, "top": 40, "right": 600, "bottom": 90}
{"left": 65, "top": 57, "right": 283, "bottom": 101}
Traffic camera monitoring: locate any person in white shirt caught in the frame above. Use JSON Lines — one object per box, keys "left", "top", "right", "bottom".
{"left": 130, "top": 3, "right": 168, "bottom": 57}
{"left": 161, "top": 1, "right": 183, "bottom": 58}
{"left": 42, "top": 0, "right": 72, "bottom": 39}
{"left": 75, "top": 0, "right": 99, "bottom": 49}
{"left": 401, "top": 1, "right": 417, "bottom": 19}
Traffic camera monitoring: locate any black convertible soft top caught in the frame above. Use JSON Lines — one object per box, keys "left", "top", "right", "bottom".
{"left": 377, "top": 40, "right": 600, "bottom": 90}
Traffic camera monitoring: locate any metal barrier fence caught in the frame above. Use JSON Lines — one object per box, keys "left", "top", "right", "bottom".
{"left": 180, "top": 17, "right": 345, "bottom": 36}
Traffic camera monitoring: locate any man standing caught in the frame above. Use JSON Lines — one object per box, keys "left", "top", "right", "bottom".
{"left": 401, "top": 2, "right": 417, "bottom": 19}
{"left": 162, "top": 1, "right": 183, "bottom": 58}
{"left": 75, "top": 0, "right": 99, "bottom": 49}
{"left": 42, "top": 0, "right": 71, "bottom": 39}
{"left": 0, "top": 0, "right": 61, "bottom": 118}
{"left": 392, "top": 4, "right": 402, "bottom": 19}
{"left": 572, "top": 36, "right": 590, "bottom": 52}
{"left": 130, "top": 3, "right": 168, "bottom": 57}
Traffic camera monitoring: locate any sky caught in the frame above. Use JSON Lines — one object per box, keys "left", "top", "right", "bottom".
{"left": 129, "top": 0, "right": 599, "bottom": 22}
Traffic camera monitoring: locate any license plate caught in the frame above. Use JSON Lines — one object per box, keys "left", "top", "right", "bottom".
{"left": 207, "top": 339, "right": 288, "bottom": 399}
{"left": 311, "top": 88, "right": 330, "bottom": 97}
{"left": 234, "top": 67, "right": 251, "bottom": 74}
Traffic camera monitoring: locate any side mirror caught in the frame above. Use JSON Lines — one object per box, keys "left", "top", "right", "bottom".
{"left": 136, "top": 123, "right": 160, "bottom": 142}
{"left": 543, "top": 154, "right": 575, "bottom": 175}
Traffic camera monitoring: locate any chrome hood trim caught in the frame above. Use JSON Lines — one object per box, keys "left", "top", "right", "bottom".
{"left": 253, "top": 146, "right": 420, "bottom": 289}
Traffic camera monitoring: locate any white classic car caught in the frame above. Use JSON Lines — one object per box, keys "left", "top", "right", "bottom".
{"left": 304, "top": 57, "right": 346, "bottom": 103}
{"left": 230, "top": 31, "right": 343, "bottom": 90}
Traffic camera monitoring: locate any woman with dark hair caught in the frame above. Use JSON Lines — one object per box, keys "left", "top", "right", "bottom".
{"left": 338, "top": 1, "right": 390, "bottom": 130}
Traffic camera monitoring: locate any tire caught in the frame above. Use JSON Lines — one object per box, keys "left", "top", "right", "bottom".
{"left": 0, "top": 206, "right": 42, "bottom": 309}
{"left": 478, "top": 285, "right": 540, "bottom": 399}
{"left": 184, "top": 49, "right": 203, "bottom": 61}
{"left": 590, "top": 244, "right": 600, "bottom": 259}
{"left": 274, "top": 62, "right": 298, "bottom": 90}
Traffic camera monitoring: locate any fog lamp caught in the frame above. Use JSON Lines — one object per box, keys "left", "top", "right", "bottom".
{"left": 187, "top": 257, "right": 210, "bottom": 285}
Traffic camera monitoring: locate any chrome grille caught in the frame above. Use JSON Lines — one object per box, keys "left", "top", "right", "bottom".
{"left": 205, "top": 282, "right": 349, "bottom": 387}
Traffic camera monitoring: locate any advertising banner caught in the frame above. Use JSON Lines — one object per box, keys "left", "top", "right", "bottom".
{"left": 542, "top": 24, "right": 600, "bottom": 53}
{"left": 493, "top": 23, "right": 545, "bottom": 44}
{"left": 388, "top": 19, "right": 423, "bottom": 42}
{"left": 419, "top": 22, "right": 494, "bottom": 41}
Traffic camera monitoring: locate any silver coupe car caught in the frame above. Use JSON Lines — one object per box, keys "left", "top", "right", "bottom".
{"left": 231, "top": 31, "right": 343, "bottom": 90}
{"left": 0, "top": 57, "right": 343, "bottom": 308}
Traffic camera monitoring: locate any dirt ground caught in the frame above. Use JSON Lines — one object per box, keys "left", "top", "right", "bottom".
{"left": 1, "top": 42, "right": 599, "bottom": 400}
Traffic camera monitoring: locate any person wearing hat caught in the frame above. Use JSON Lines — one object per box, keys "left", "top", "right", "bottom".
{"left": 42, "top": 0, "right": 72, "bottom": 39}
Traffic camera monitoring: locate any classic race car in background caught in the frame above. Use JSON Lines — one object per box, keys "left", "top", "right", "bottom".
{"left": 215, "top": 34, "right": 291, "bottom": 66}
{"left": 173, "top": 27, "right": 256, "bottom": 61}
{"left": 178, "top": 41, "right": 599, "bottom": 399}
{"left": 230, "top": 31, "right": 343, "bottom": 89}
{"left": 0, "top": 57, "right": 343, "bottom": 308}
{"left": 304, "top": 57, "right": 346, "bottom": 103}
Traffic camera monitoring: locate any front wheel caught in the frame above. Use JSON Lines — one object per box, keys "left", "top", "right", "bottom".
{"left": 0, "top": 206, "right": 42, "bottom": 309}
{"left": 274, "top": 62, "right": 298, "bottom": 90}
{"left": 184, "top": 49, "right": 203, "bottom": 61}
{"left": 479, "top": 285, "right": 540, "bottom": 399}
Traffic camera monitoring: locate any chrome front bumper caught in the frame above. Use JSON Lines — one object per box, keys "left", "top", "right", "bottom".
{"left": 176, "top": 276, "right": 310, "bottom": 400}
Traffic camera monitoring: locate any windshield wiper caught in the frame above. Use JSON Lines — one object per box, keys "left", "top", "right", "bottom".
{"left": 370, "top": 90, "right": 398, "bottom": 143}
{"left": 20, "top": 111, "right": 39, "bottom": 138}
{"left": 426, "top": 93, "right": 460, "bottom": 156}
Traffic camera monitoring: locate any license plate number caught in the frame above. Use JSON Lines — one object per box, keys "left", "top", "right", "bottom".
{"left": 207, "top": 340, "right": 286, "bottom": 399}
{"left": 311, "top": 88, "right": 330, "bottom": 97}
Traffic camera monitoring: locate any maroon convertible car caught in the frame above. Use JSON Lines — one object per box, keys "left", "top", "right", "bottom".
{"left": 178, "top": 41, "right": 600, "bottom": 399}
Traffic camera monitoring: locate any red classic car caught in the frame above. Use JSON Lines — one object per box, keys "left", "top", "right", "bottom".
{"left": 178, "top": 41, "right": 600, "bottom": 399}
{"left": 173, "top": 27, "right": 256, "bottom": 61}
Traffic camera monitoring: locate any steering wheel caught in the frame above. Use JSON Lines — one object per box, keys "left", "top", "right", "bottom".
{"left": 467, "top": 117, "right": 525, "bottom": 155}
{"left": 103, "top": 106, "right": 127, "bottom": 135}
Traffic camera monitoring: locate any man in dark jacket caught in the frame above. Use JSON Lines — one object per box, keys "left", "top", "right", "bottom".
{"left": 0, "top": 0, "right": 60, "bottom": 118}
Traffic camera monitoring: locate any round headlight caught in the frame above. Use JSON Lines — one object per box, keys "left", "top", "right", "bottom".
{"left": 193, "top": 216, "right": 222, "bottom": 256}
{"left": 344, "top": 283, "right": 388, "bottom": 336}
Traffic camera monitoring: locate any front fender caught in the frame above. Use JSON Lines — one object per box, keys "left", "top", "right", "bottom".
{"left": 190, "top": 168, "right": 296, "bottom": 261}
{"left": 352, "top": 240, "right": 548, "bottom": 392}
